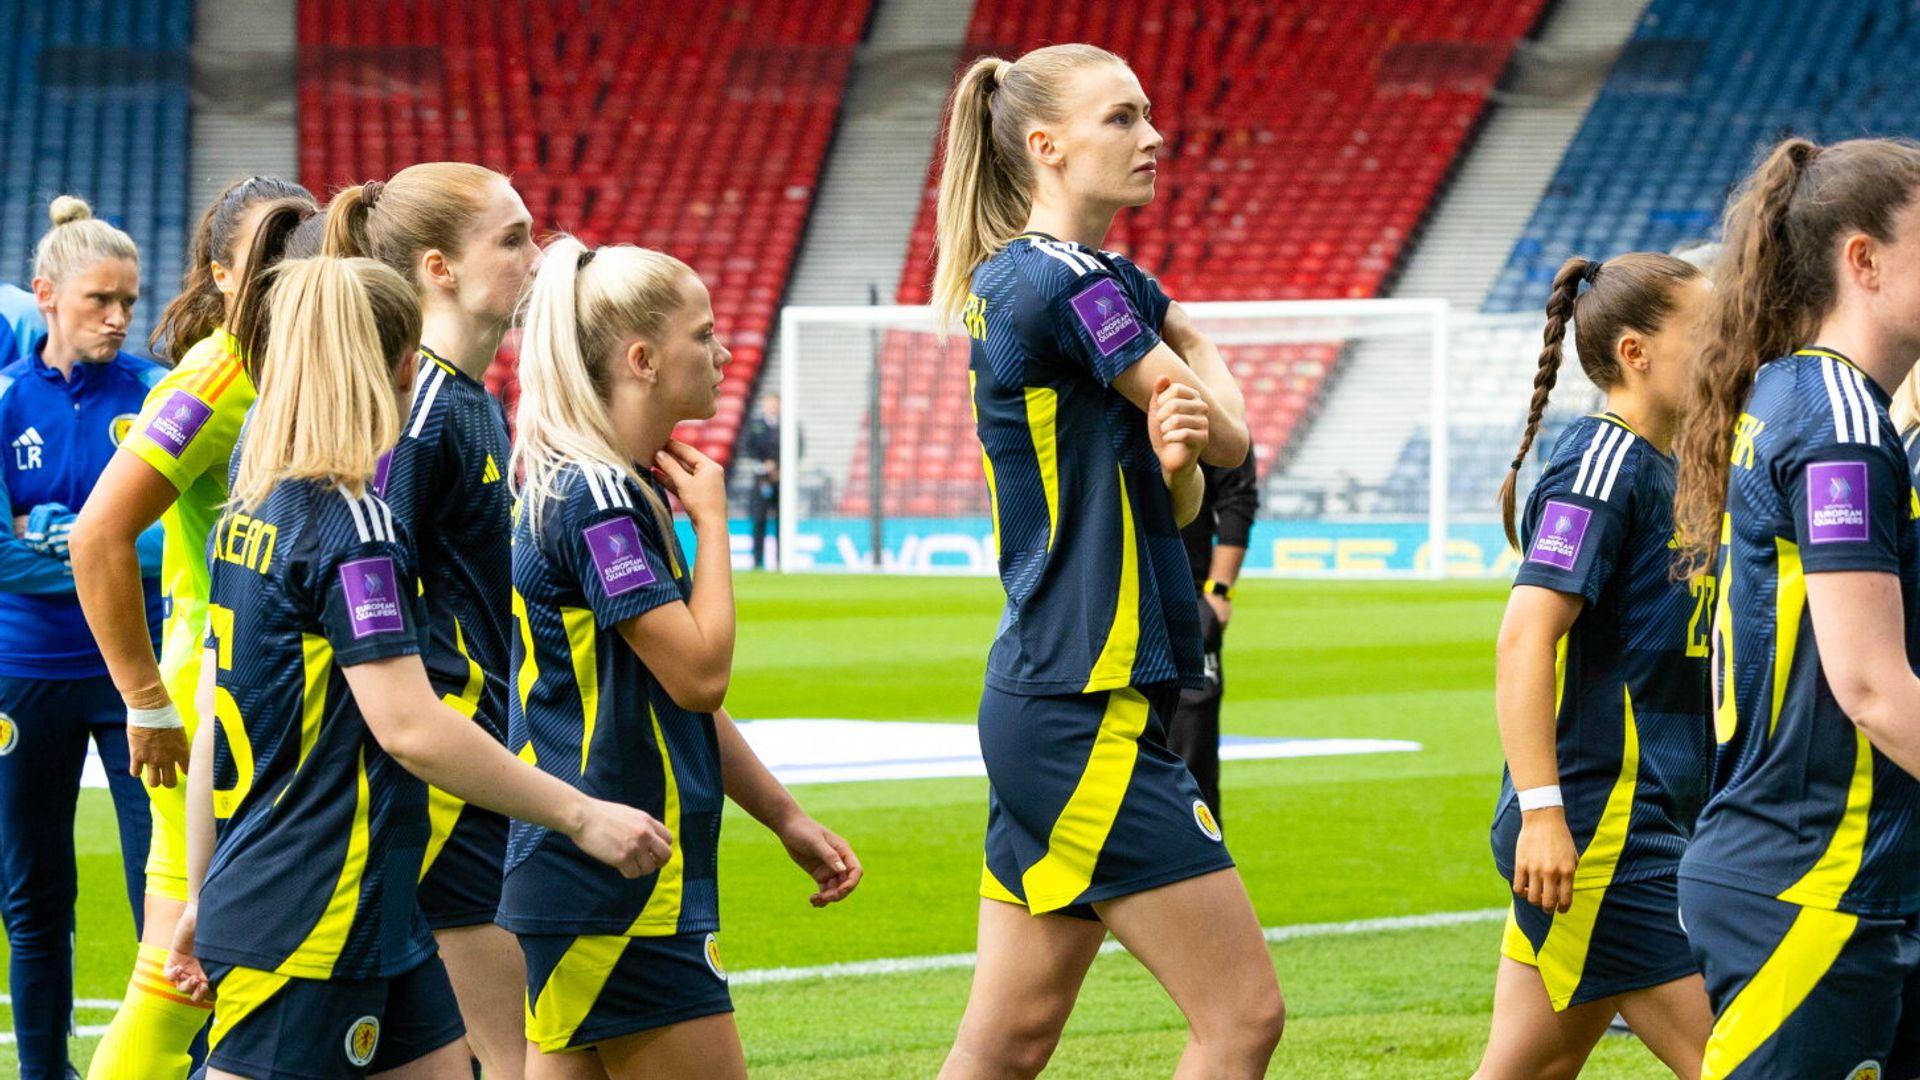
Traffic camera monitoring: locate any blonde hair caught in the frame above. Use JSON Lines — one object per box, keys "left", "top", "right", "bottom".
{"left": 511, "top": 235, "right": 693, "bottom": 530}
{"left": 324, "top": 162, "right": 504, "bottom": 281}
{"left": 34, "top": 195, "right": 139, "bottom": 284}
{"left": 230, "top": 257, "right": 423, "bottom": 511}
{"left": 931, "top": 44, "right": 1126, "bottom": 326}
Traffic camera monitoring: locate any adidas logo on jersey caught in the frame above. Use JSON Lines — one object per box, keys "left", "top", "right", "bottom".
{"left": 482, "top": 454, "right": 502, "bottom": 484}
{"left": 10, "top": 427, "right": 42, "bottom": 471}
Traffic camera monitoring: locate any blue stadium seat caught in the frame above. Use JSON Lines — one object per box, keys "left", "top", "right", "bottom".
{"left": 0, "top": 0, "right": 193, "bottom": 354}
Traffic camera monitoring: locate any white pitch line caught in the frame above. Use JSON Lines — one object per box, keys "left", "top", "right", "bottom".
{"left": 0, "top": 908, "right": 1510, "bottom": 1038}
{"left": 730, "top": 907, "right": 1506, "bottom": 986}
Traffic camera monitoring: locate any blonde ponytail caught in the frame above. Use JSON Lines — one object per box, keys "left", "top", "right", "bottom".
{"left": 931, "top": 44, "right": 1128, "bottom": 327}
{"left": 511, "top": 235, "right": 694, "bottom": 531}
{"left": 230, "top": 257, "right": 421, "bottom": 510}
{"left": 33, "top": 195, "right": 139, "bottom": 284}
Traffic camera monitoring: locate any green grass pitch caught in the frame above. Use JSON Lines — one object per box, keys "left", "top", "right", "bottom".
{"left": 1, "top": 576, "right": 1676, "bottom": 1076}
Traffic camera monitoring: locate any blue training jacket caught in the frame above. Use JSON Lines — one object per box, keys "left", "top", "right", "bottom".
{"left": 0, "top": 343, "right": 165, "bottom": 678}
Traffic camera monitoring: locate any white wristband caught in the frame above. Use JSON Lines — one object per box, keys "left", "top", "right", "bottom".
{"left": 1517, "top": 785, "right": 1564, "bottom": 812}
{"left": 127, "top": 702, "right": 184, "bottom": 731}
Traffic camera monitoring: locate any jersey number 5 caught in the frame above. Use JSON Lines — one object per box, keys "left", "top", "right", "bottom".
{"left": 206, "top": 603, "right": 255, "bottom": 819}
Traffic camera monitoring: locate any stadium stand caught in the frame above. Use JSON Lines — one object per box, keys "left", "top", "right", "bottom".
{"left": 838, "top": 0, "right": 1548, "bottom": 517}
{"left": 0, "top": 0, "right": 193, "bottom": 352}
{"left": 1383, "top": 0, "right": 1920, "bottom": 516}
{"left": 297, "top": 0, "right": 873, "bottom": 464}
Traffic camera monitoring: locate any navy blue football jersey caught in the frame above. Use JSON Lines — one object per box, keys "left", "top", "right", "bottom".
{"left": 196, "top": 480, "right": 433, "bottom": 978}
{"left": 499, "top": 462, "right": 721, "bottom": 937}
{"left": 966, "top": 233, "right": 1203, "bottom": 695}
{"left": 376, "top": 347, "right": 512, "bottom": 740}
{"left": 1493, "top": 414, "right": 1711, "bottom": 885}
{"left": 1680, "top": 349, "right": 1920, "bottom": 916}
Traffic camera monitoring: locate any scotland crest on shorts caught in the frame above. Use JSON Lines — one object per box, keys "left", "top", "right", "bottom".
{"left": 344, "top": 1015, "right": 380, "bottom": 1067}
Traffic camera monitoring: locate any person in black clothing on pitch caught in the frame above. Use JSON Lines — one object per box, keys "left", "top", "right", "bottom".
{"left": 1173, "top": 451, "right": 1258, "bottom": 826}
{"left": 741, "top": 394, "right": 780, "bottom": 569}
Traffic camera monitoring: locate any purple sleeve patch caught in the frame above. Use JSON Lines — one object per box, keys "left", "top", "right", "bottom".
{"left": 338, "top": 557, "right": 406, "bottom": 639}
{"left": 584, "top": 516, "right": 657, "bottom": 597}
{"left": 142, "top": 391, "right": 213, "bottom": 459}
{"left": 371, "top": 449, "right": 393, "bottom": 497}
{"left": 1807, "top": 461, "right": 1871, "bottom": 544}
{"left": 1068, "top": 277, "right": 1143, "bottom": 358}
{"left": 1526, "top": 500, "right": 1593, "bottom": 570}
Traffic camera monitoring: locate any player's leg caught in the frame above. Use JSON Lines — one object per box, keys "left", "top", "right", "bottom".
{"left": 938, "top": 898, "right": 1109, "bottom": 1080}
{"left": 0, "top": 675, "right": 91, "bottom": 1079}
{"left": 435, "top": 923, "right": 527, "bottom": 1079}
{"left": 84, "top": 675, "right": 151, "bottom": 933}
{"left": 526, "top": 1046, "right": 610, "bottom": 1080}
{"left": 1472, "top": 957, "right": 1619, "bottom": 1080}
{"left": 85, "top": 794, "right": 210, "bottom": 1080}
{"left": 1094, "top": 868, "right": 1285, "bottom": 1079}
{"left": 596, "top": 1013, "right": 746, "bottom": 1080}
{"left": 1615, "top": 974, "right": 1712, "bottom": 1079}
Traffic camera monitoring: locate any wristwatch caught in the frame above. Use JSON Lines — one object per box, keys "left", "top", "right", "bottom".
{"left": 1203, "top": 579, "right": 1235, "bottom": 600}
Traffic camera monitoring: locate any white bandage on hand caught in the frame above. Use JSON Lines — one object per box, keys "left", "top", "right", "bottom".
{"left": 1516, "top": 785, "right": 1564, "bottom": 812}
{"left": 127, "top": 701, "right": 185, "bottom": 731}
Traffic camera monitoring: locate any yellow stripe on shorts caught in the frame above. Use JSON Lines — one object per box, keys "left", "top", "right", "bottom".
{"left": 1020, "top": 688, "right": 1149, "bottom": 914}
{"left": 526, "top": 935, "right": 629, "bottom": 1053}
{"left": 208, "top": 967, "right": 291, "bottom": 1050}
{"left": 1701, "top": 905, "right": 1858, "bottom": 1080}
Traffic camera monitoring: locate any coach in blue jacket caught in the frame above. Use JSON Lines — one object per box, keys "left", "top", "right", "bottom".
{"left": 0, "top": 198, "right": 164, "bottom": 1080}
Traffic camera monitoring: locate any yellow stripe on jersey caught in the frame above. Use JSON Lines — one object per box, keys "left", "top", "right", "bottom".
{"left": 1713, "top": 514, "right": 1738, "bottom": 745}
{"left": 1553, "top": 634, "right": 1568, "bottom": 715}
{"left": 280, "top": 748, "right": 372, "bottom": 977}
{"left": 562, "top": 607, "right": 599, "bottom": 776}
{"left": 1083, "top": 464, "right": 1140, "bottom": 692}
{"left": 420, "top": 786, "right": 465, "bottom": 879}
{"left": 525, "top": 935, "right": 628, "bottom": 1052}
{"left": 628, "top": 699, "right": 685, "bottom": 934}
{"left": 207, "top": 966, "right": 291, "bottom": 1051}
{"left": 1700, "top": 904, "right": 1858, "bottom": 1080}
{"left": 1023, "top": 387, "right": 1061, "bottom": 550}
{"left": 442, "top": 615, "right": 485, "bottom": 719}
{"left": 970, "top": 372, "right": 1002, "bottom": 558}
{"left": 1526, "top": 687, "right": 1641, "bottom": 1009}
{"left": 1777, "top": 729, "right": 1875, "bottom": 909}
{"left": 512, "top": 589, "right": 539, "bottom": 713}
{"left": 1021, "top": 687, "right": 1149, "bottom": 913}
{"left": 1769, "top": 538, "right": 1805, "bottom": 739}
{"left": 295, "top": 635, "right": 330, "bottom": 777}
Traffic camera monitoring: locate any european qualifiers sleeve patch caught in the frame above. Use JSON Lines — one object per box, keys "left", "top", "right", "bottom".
{"left": 1527, "top": 500, "right": 1593, "bottom": 570}
{"left": 1807, "top": 461, "right": 1870, "bottom": 544}
{"left": 339, "top": 557, "right": 407, "bottom": 638}
{"left": 371, "top": 448, "right": 393, "bottom": 497}
{"left": 585, "top": 516, "right": 657, "bottom": 596}
{"left": 143, "top": 391, "right": 213, "bottom": 458}
{"left": 1069, "top": 278, "right": 1142, "bottom": 357}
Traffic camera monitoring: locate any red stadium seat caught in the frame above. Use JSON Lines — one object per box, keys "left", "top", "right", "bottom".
{"left": 298, "top": 0, "right": 873, "bottom": 468}
{"left": 851, "top": 0, "right": 1547, "bottom": 515}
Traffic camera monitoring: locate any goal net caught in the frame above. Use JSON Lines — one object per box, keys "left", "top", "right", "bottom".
{"left": 774, "top": 299, "right": 1600, "bottom": 578}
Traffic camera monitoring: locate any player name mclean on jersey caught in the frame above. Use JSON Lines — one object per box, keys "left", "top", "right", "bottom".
{"left": 1680, "top": 349, "right": 1920, "bottom": 916}
{"left": 964, "top": 233, "right": 1204, "bottom": 696}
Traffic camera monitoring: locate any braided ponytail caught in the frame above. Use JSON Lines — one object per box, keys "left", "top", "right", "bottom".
{"left": 1500, "top": 257, "right": 1592, "bottom": 550}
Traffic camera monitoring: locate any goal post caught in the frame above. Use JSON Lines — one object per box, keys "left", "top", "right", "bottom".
{"left": 774, "top": 298, "right": 1589, "bottom": 579}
